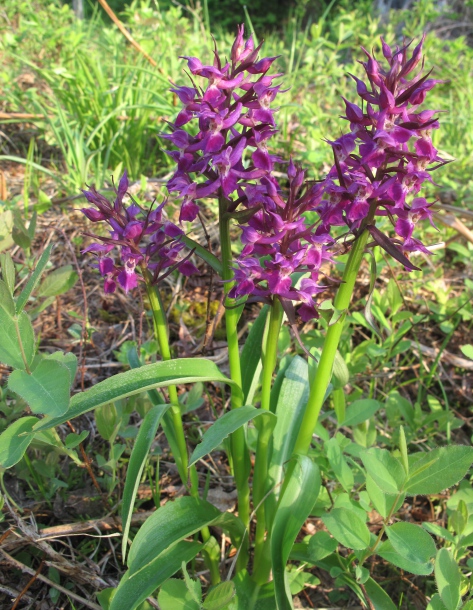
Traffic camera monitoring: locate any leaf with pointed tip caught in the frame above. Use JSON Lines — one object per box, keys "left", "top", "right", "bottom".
{"left": 16, "top": 244, "right": 53, "bottom": 313}
{"left": 240, "top": 305, "right": 268, "bottom": 402}
{"left": 110, "top": 541, "right": 202, "bottom": 610}
{"left": 32, "top": 358, "right": 233, "bottom": 432}
{"left": 189, "top": 405, "right": 276, "bottom": 467}
{"left": 271, "top": 456, "right": 321, "bottom": 610}
{"left": 435, "top": 548, "right": 462, "bottom": 610}
{"left": 0, "top": 309, "right": 35, "bottom": 370}
{"left": 121, "top": 403, "right": 171, "bottom": 561}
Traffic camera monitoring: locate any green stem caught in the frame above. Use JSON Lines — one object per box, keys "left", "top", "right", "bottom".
{"left": 219, "top": 198, "right": 250, "bottom": 567}
{"left": 143, "top": 269, "right": 220, "bottom": 583}
{"left": 143, "top": 270, "right": 189, "bottom": 483}
{"left": 293, "top": 229, "right": 370, "bottom": 456}
{"left": 252, "top": 300, "right": 282, "bottom": 583}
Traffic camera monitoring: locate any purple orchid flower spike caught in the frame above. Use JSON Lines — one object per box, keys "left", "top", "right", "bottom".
{"left": 80, "top": 172, "right": 198, "bottom": 294}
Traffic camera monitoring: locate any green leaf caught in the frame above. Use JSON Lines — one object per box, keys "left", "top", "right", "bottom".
{"left": 203, "top": 581, "right": 236, "bottom": 610}
{"left": 128, "top": 496, "right": 244, "bottom": 572}
{"left": 0, "top": 280, "right": 15, "bottom": 315}
{"left": 405, "top": 446, "right": 473, "bottom": 495}
{"left": 240, "top": 305, "right": 268, "bottom": 403}
{"left": 37, "top": 265, "right": 78, "bottom": 297}
{"left": 8, "top": 359, "right": 71, "bottom": 417}
{"left": 363, "top": 577, "right": 397, "bottom": 610}
{"left": 435, "top": 548, "right": 462, "bottom": 610}
{"left": 322, "top": 507, "right": 370, "bottom": 551}
{"left": 0, "top": 416, "right": 39, "bottom": 468}
{"left": 332, "top": 349, "right": 349, "bottom": 388}
{"left": 366, "top": 475, "right": 405, "bottom": 519}
{"left": 232, "top": 570, "right": 276, "bottom": 609}
{"left": 361, "top": 448, "right": 406, "bottom": 494}
{"left": 325, "top": 437, "right": 354, "bottom": 492}
{"left": 121, "top": 403, "right": 170, "bottom": 561}
{"left": 0, "top": 210, "right": 14, "bottom": 252}
{"left": 377, "top": 540, "right": 434, "bottom": 575}
{"left": 385, "top": 522, "right": 436, "bottom": 566}
{"left": 158, "top": 579, "right": 201, "bottom": 610}
{"left": 179, "top": 235, "right": 222, "bottom": 276}
{"left": 271, "top": 455, "right": 321, "bottom": 610}
{"left": 427, "top": 594, "right": 448, "bottom": 610}
{"left": 45, "top": 351, "right": 77, "bottom": 383}
{"left": 266, "top": 356, "right": 310, "bottom": 523}
{"left": 307, "top": 531, "right": 337, "bottom": 563}
{"left": 95, "top": 403, "right": 120, "bottom": 441}
{"left": 0, "top": 253, "right": 15, "bottom": 295}
{"left": 16, "top": 244, "right": 53, "bottom": 313}
{"left": 110, "top": 541, "right": 201, "bottom": 610}
{"left": 189, "top": 405, "right": 276, "bottom": 467}
{"left": 64, "top": 431, "right": 89, "bottom": 449}
{"left": 32, "top": 358, "right": 233, "bottom": 432}
{"left": 460, "top": 344, "right": 473, "bottom": 360}
{"left": 0, "top": 309, "right": 35, "bottom": 370}
{"left": 342, "top": 399, "right": 381, "bottom": 427}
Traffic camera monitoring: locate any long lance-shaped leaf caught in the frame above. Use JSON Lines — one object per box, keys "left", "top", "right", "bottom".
{"left": 121, "top": 403, "right": 171, "bottom": 561}
{"left": 110, "top": 541, "right": 202, "bottom": 610}
{"left": 271, "top": 455, "right": 321, "bottom": 610}
{"left": 16, "top": 244, "right": 53, "bottom": 313}
{"left": 32, "top": 358, "right": 233, "bottom": 432}
{"left": 266, "top": 357, "right": 310, "bottom": 527}
{"left": 127, "top": 496, "right": 245, "bottom": 571}
{"left": 111, "top": 497, "right": 245, "bottom": 610}
{"left": 189, "top": 405, "right": 276, "bottom": 467}
{"left": 240, "top": 305, "right": 268, "bottom": 403}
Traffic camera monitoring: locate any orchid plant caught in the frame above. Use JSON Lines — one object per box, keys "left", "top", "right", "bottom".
{"left": 1, "top": 25, "right": 473, "bottom": 610}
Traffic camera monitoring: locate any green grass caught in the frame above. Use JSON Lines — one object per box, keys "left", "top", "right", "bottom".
{"left": 1, "top": 0, "right": 473, "bottom": 200}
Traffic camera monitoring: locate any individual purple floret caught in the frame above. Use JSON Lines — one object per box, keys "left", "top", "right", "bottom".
{"left": 81, "top": 171, "right": 198, "bottom": 293}
{"left": 314, "top": 34, "right": 444, "bottom": 264}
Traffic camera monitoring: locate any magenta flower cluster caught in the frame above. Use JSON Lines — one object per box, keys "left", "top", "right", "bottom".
{"left": 316, "top": 34, "right": 443, "bottom": 258}
{"left": 162, "top": 28, "right": 443, "bottom": 319}
{"left": 81, "top": 28, "right": 443, "bottom": 320}
{"left": 163, "top": 25, "right": 336, "bottom": 320}
{"left": 81, "top": 172, "right": 198, "bottom": 293}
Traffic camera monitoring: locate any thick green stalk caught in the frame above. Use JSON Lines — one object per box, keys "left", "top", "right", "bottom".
{"left": 252, "top": 300, "right": 282, "bottom": 582}
{"left": 219, "top": 199, "right": 251, "bottom": 561}
{"left": 293, "top": 230, "right": 370, "bottom": 455}
{"left": 143, "top": 270, "right": 220, "bottom": 583}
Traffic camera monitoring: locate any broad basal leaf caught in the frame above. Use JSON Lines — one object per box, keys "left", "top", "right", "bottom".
{"left": 8, "top": 359, "right": 71, "bottom": 417}
{"left": 271, "top": 455, "right": 321, "bottom": 610}
{"left": 32, "top": 358, "right": 233, "bottom": 432}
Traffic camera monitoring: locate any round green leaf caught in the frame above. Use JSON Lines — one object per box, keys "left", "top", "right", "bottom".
{"left": 386, "top": 522, "right": 436, "bottom": 565}
{"left": 435, "top": 548, "right": 462, "bottom": 610}
{"left": 406, "top": 446, "right": 473, "bottom": 496}
{"left": 0, "top": 417, "right": 39, "bottom": 468}
{"left": 361, "top": 448, "right": 406, "bottom": 495}
{"left": 8, "top": 359, "right": 71, "bottom": 417}
{"left": 322, "top": 507, "right": 371, "bottom": 551}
